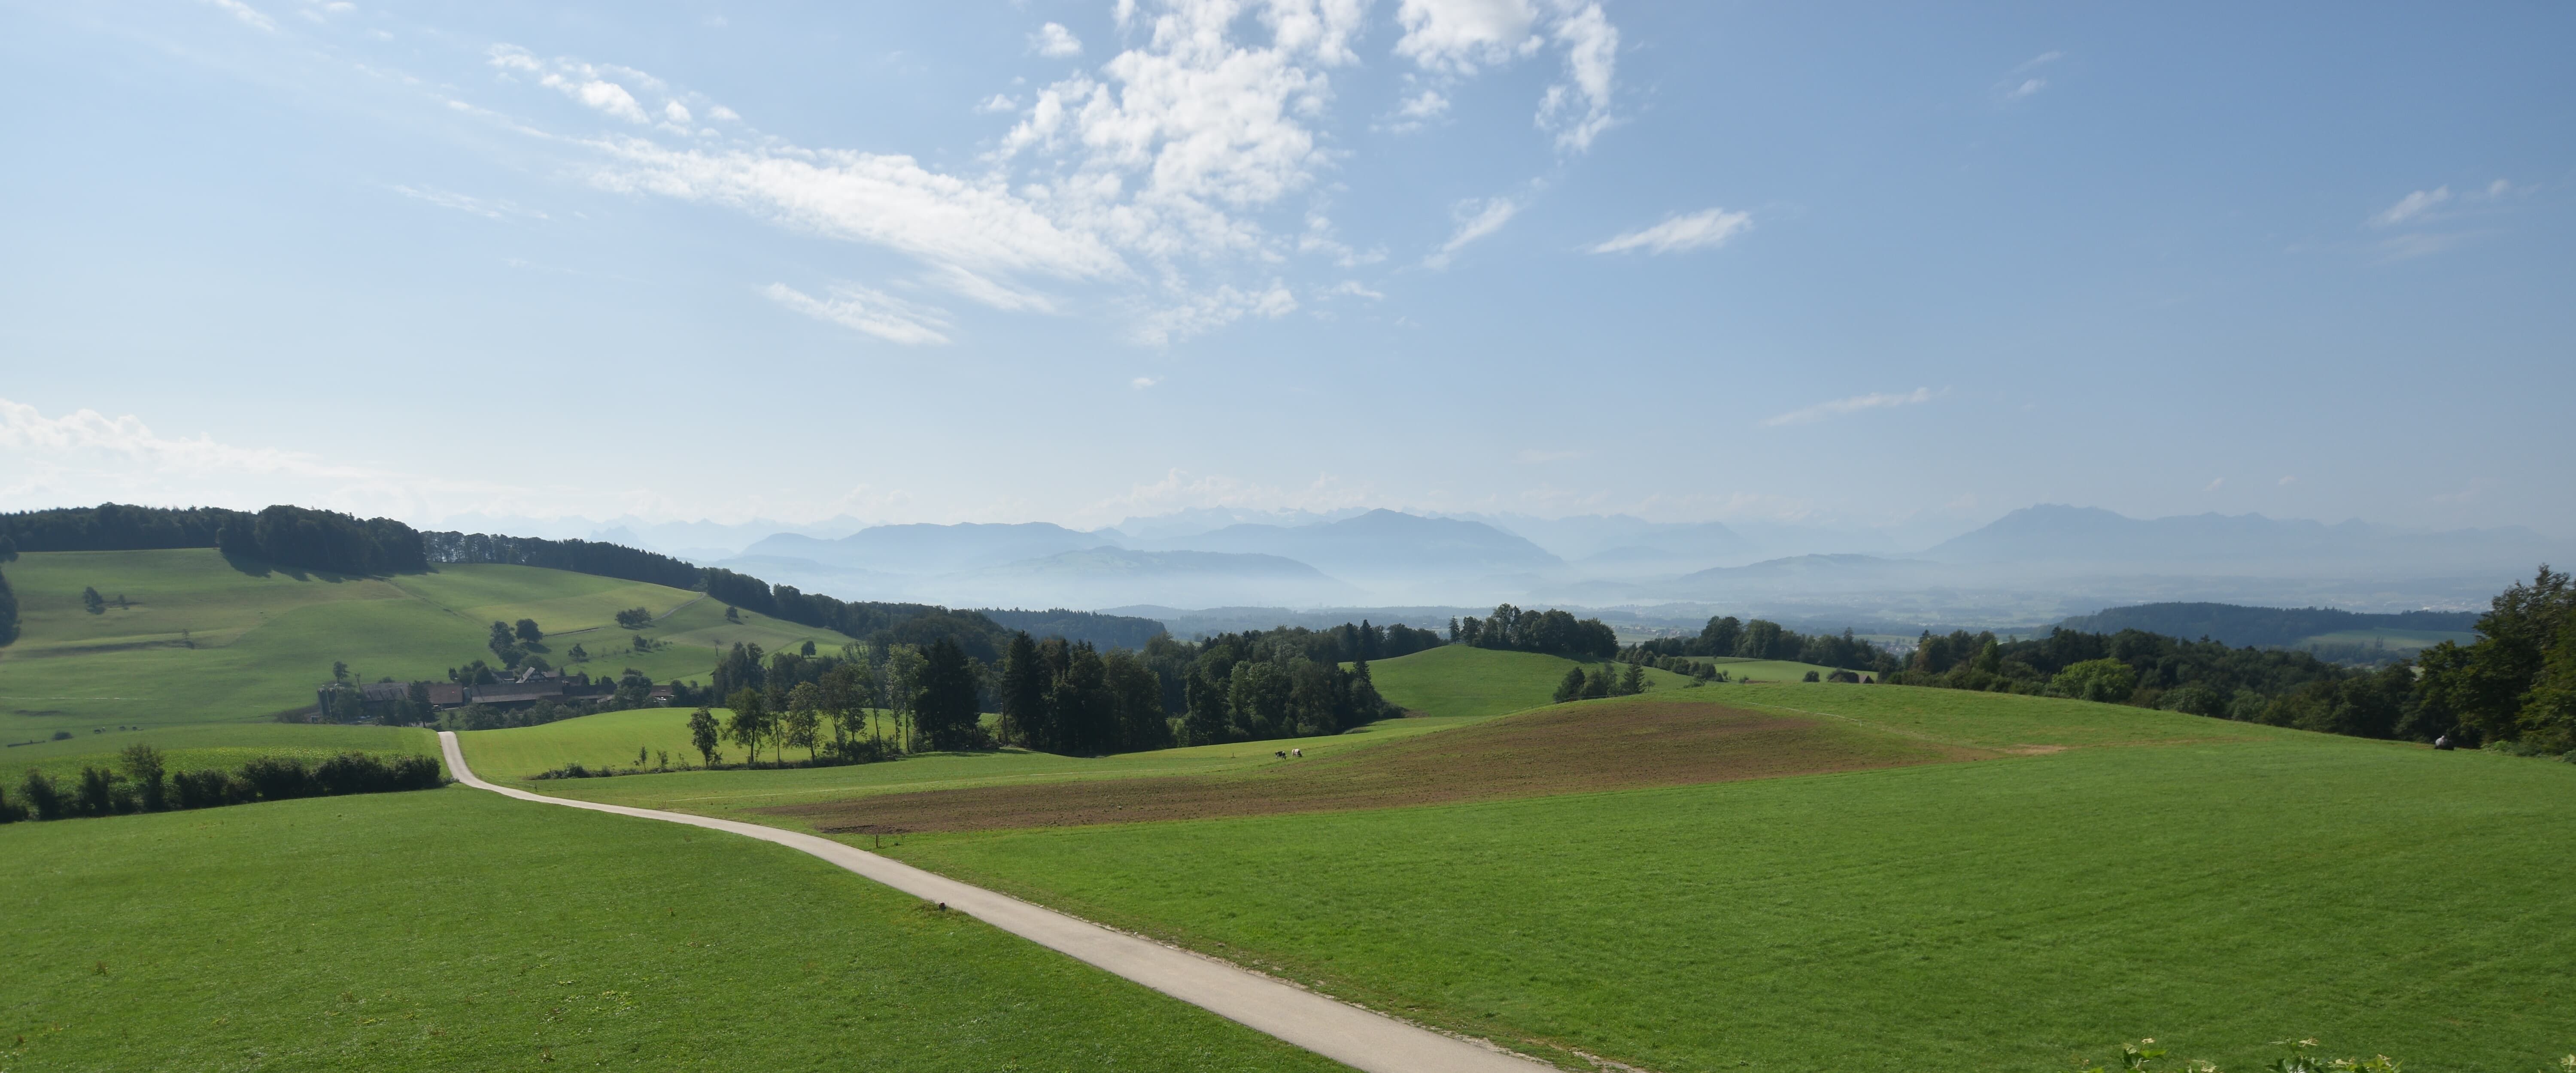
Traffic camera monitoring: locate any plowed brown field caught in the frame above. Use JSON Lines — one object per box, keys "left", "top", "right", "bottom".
{"left": 768, "top": 697, "right": 1983, "bottom": 834}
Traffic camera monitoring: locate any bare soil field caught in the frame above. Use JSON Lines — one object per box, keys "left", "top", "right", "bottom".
{"left": 770, "top": 697, "right": 1979, "bottom": 834}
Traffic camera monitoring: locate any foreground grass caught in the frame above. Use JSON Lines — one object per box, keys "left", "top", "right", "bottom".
{"left": 888, "top": 702, "right": 2576, "bottom": 1070}
{"left": 0, "top": 787, "right": 1345, "bottom": 1072}
{"left": 0, "top": 551, "right": 846, "bottom": 732}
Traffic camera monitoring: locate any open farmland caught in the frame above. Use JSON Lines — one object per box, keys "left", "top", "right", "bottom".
{"left": 0, "top": 550, "right": 848, "bottom": 733}
{"left": 884, "top": 685, "right": 2576, "bottom": 1070}
{"left": 0, "top": 785, "right": 1345, "bottom": 1072}
{"left": 1, "top": 722, "right": 440, "bottom": 785}
{"left": 770, "top": 694, "right": 1961, "bottom": 834}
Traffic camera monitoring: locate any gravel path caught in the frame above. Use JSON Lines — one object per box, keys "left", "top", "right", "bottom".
{"left": 437, "top": 731, "right": 1553, "bottom": 1073}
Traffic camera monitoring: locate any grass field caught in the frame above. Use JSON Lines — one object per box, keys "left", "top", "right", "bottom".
{"left": 454, "top": 706, "right": 1490, "bottom": 814}
{"left": 0, "top": 786, "right": 1346, "bottom": 1072}
{"left": 0, "top": 550, "right": 851, "bottom": 734}
{"left": 2, "top": 722, "right": 441, "bottom": 785}
{"left": 882, "top": 685, "right": 2576, "bottom": 1070}
{"left": 1355, "top": 645, "right": 1704, "bottom": 718}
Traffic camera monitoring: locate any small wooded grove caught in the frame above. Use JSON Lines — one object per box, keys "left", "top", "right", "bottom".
{"left": 0, "top": 745, "right": 445, "bottom": 823}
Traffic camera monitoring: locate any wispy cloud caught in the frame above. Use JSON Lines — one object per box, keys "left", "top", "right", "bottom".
{"left": 1588, "top": 207, "right": 1750, "bottom": 255}
{"left": 202, "top": 0, "right": 276, "bottom": 32}
{"left": 1131, "top": 376, "right": 1160, "bottom": 389}
{"left": 1759, "top": 387, "right": 1944, "bottom": 427}
{"left": 2371, "top": 186, "right": 2450, "bottom": 227}
{"left": 2000, "top": 78, "right": 2045, "bottom": 101}
{"left": 762, "top": 282, "right": 954, "bottom": 345}
{"left": 391, "top": 185, "right": 547, "bottom": 221}
{"left": 1425, "top": 195, "right": 1521, "bottom": 268}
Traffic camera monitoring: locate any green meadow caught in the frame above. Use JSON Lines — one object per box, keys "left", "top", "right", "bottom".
{"left": 0, "top": 550, "right": 849, "bottom": 733}
{"left": 0, "top": 786, "right": 1344, "bottom": 1073}
{"left": 3, "top": 722, "right": 441, "bottom": 785}
{"left": 884, "top": 684, "right": 2576, "bottom": 1071}
{"left": 454, "top": 704, "right": 1488, "bottom": 814}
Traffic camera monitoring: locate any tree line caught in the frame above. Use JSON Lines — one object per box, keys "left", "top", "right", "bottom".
{"left": 0, "top": 536, "right": 18, "bottom": 648}
{"left": 0, "top": 503, "right": 428, "bottom": 578}
{"left": 421, "top": 530, "right": 703, "bottom": 588}
{"left": 1630, "top": 615, "right": 1899, "bottom": 673}
{"left": 1873, "top": 566, "right": 2576, "bottom": 752}
{"left": 0, "top": 744, "right": 444, "bottom": 823}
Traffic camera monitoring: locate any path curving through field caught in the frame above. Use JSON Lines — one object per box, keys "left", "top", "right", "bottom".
{"left": 436, "top": 732, "right": 1549, "bottom": 1073}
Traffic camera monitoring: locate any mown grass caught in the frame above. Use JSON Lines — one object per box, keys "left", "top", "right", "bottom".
{"left": 1357, "top": 645, "right": 1701, "bottom": 718}
{"left": 456, "top": 707, "right": 1487, "bottom": 815}
{"left": 0, "top": 550, "right": 848, "bottom": 733}
{"left": 886, "top": 689, "right": 2576, "bottom": 1071}
{"left": 0, "top": 786, "right": 1346, "bottom": 1072}
{"left": 2, "top": 723, "right": 441, "bottom": 785}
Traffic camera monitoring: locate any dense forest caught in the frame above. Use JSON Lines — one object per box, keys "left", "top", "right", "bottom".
{"left": 422, "top": 530, "right": 702, "bottom": 588}
{"left": 0, "top": 536, "right": 18, "bottom": 647}
{"left": 0, "top": 502, "right": 425, "bottom": 577}
{"left": 2055, "top": 601, "right": 2479, "bottom": 649}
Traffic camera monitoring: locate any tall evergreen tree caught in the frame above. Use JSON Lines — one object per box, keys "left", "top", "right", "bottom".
{"left": 914, "top": 638, "right": 981, "bottom": 750}
{"left": 999, "top": 631, "right": 1051, "bottom": 748}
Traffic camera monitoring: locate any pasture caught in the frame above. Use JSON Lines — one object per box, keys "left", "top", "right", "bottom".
{"left": 0, "top": 785, "right": 1343, "bottom": 1072}
{"left": 0, "top": 550, "right": 849, "bottom": 733}
{"left": 1355, "top": 644, "right": 1702, "bottom": 718}
{"left": 2, "top": 722, "right": 440, "bottom": 785}
{"left": 885, "top": 685, "right": 2576, "bottom": 1071}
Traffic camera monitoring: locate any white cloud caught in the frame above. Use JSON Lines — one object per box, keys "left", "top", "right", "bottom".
{"left": 2205, "top": 476, "right": 2225, "bottom": 491}
{"left": 1132, "top": 376, "right": 1160, "bottom": 389}
{"left": 763, "top": 282, "right": 954, "bottom": 345}
{"left": 2001, "top": 77, "right": 2045, "bottom": 100}
{"left": 1325, "top": 279, "right": 1384, "bottom": 300}
{"left": 2278, "top": 475, "right": 2295, "bottom": 486}
{"left": 202, "top": 0, "right": 277, "bottom": 31}
{"left": 2015, "top": 50, "right": 2064, "bottom": 72}
{"left": 1397, "top": 0, "right": 1618, "bottom": 152}
{"left": 564, "top": 79, "right": 648, "bottom": 123}
{"left": 1587, "top": 207, "right": 1750, "bottom": 255}
{"left": 2371, "top": 186, "right": 2450, "bottom": 227}
{"left": 1396, "top": 88, "right": 1449, "bottom": 120}
{"left": 1031, "top": 22, "right": 1084, "bottom": 58}
{"left": 1424, "top": 195, "right": 1519, "bottom": 268}
{"left": 662, "top": 100, "right": 692, "bottom": 124}
{"left": 1394, "top": 0, "right": 1540, "bottom": 73}
{"left": 1536, "top": 1, "right": 1616, "bottom": 151}
{"left": 977, "top": 93, "right": 1019, "bottom": 113}
{"left": 708, "top": 105, "right": 741, "bottom": 122}
{"left": 1759, "top": 387, "right": 1945, "bottom": 427}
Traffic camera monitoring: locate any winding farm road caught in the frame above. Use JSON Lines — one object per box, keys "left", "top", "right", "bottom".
{"left": 436, "top": 732, "right": 1551, "bottom": 1073}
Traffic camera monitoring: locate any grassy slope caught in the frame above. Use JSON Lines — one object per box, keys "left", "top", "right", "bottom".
{"left": 0, "top": 787, "right": 1344, "bottom": 1073}
{"left": 1359, "top": 645, "right": 1699, "bottom": 718}
{"left": 456, "top": 707, "right": 1487, "bottom": 814}
{"left": 888, "top": 686, "right": 2576, "bottom": 1071}
{"left": 0, "top": 550, "right": 848, "bottom": 734}
{"left": 3, "top": 723, "right": 442, "bottom": 785}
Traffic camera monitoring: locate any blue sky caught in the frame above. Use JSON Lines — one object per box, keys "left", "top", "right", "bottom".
{"left": 2, "top": 1, "right": 2569, "bottom": 541}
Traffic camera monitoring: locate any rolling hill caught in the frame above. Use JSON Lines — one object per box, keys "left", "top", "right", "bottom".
{"left": 0, "top": 549, "right": 851, "bottom": 733}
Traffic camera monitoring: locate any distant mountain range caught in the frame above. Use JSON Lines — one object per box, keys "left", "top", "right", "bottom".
{"left": 419, "top": 502, "right": 2564, "bottom": 622}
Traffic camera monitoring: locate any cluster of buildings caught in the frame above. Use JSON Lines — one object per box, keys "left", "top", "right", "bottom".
{"left": 316, "top": 667, "right": 673, "bottom": 720}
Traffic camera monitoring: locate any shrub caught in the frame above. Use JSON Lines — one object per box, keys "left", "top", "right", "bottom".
{"left": 75, "top": 765, "right": 121, "bottom": 817}
{"left": 0, "top": 784, "right": 22, "bottom": 823}
{"left": 239, "top": 756, "right": 317, "bottom": 801}
{"left": 20, "top": 769, "right": 68, "bottom": 820}
{"left": 1802, "top": 670, "right": 1822, "bottom": 682}
{"left": 2048, "top": 657, "right": 2141, "bottom": 704}
{"left": 172, "top": 768, "right": 240, "bottom": 809}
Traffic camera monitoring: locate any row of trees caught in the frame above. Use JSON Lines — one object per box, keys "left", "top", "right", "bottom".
{"left": 420, "top": 531, "right": 704, "bottom": 588}
{"left": 0, "top": 744, "right": 443, "bottom": 823}
{"left": 1631, "top": 616, "right": 1900, "bottom": 673}
{"left": 1000, "top": 634, "right": 1173, "bottom": 755}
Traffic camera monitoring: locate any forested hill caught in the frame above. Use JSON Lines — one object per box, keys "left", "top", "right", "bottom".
{"left": 2057, "top": 602, "right": 2479, "bottom": 648}
{"left": 0, "top": 503, "right": 1167, "bottom": 653}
